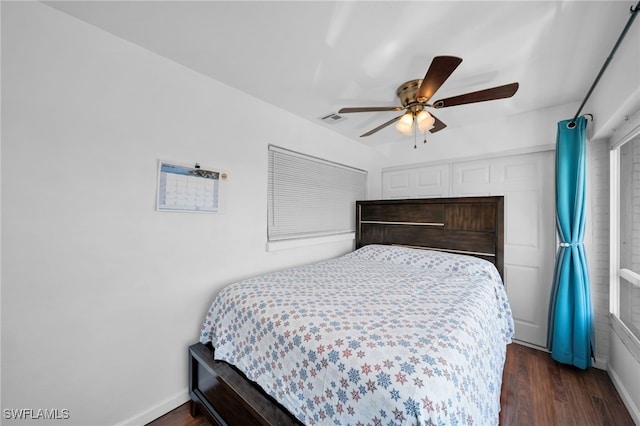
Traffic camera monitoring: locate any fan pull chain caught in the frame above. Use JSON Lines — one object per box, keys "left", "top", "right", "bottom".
{"left": 413, "top": 113, "right": 418, "bottom": 149}
{"left": 413, "top": 123, "right": 430, "bottom": 148}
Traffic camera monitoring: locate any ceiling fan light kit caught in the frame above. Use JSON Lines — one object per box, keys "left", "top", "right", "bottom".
{"left": 395, "top": 110, "right": 435, "bottom": 136}
{"left": 395, "top": 112, "right": 414, "bottom": 135}
{"left": 338, "top": 55, "right": 519, "bottom": 147}
{"left": 416, "top": 110, "right": 436, "bottom": 132}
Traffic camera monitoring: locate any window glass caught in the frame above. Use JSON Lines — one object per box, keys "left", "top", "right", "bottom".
{"left": 620, "top": 276, "right": 640, "bottom": 339}
{"left": 619, "top": 136, "right": 639, "bottom": 273}
{"left": 618, "top": 134, "right": 640, "bottom": 340}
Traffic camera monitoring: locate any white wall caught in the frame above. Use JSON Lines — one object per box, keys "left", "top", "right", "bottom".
{"left": 586, "top": 136, "right": 612, "bottom": 366}
{"left": 0, "top": 3, "right": 373, "bottom": 425}
{"left": 587, "top": 12, "right": 640, "bottom": 142}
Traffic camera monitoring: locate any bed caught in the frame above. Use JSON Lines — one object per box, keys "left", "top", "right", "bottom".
{"left": 189, "top": 196, "right": 512, "bottom": 425}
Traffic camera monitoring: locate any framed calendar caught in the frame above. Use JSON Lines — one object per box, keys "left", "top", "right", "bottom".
{"left": 156, "top": 160, "right": 227, "bottom": 213}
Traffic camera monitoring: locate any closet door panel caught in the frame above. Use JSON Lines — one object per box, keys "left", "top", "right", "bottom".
{"left": 382, "top": 164, "right": 450, "bottom": 199}
{"left": 382, "top": 151, "right": 555, "bottom": 348}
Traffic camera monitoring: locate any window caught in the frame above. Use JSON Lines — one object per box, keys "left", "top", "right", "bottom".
{"left": 612, "top": 125, "right": 640, "bottom": 342}
{"left": 267, "top": 145, "right": 367, "bottom": 243}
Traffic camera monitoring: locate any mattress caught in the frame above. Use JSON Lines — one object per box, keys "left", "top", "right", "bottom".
{"left": 200, "top": 244, "right": 514, "bottom": 425}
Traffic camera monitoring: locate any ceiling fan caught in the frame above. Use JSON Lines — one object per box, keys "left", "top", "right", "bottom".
{"left": 338, "top": 56, "right": 519, "bottom": 138}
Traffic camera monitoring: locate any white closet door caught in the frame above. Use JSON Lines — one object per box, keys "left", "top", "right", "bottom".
{"left": 452, "top": 152, "right": 555, "bottom": 347}
{"left": 382, "top": 164, "right": 450, "bottom": 199}
{"left": 382, "top": 150, "right": 555, "bottom": 348}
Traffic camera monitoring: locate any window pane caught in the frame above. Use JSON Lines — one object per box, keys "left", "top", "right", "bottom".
{"left": 620, "top": 275, "right": 640, "bottom": 341}
{"left": 268, "top": 146, "right": 367, "bottom": 241}
{"left": 619, "top": 135, "right": 640, "bottom": 273}
{"left": 618, "top": 134, "right": 640, "bottom": 340}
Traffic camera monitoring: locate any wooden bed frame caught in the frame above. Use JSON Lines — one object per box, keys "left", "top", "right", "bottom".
{"left": 189, "top": 196, "right": 504, "bottom": 425}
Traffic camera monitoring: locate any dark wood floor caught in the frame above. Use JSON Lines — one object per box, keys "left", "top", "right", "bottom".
{"left": 500, "top": 343, "right": 633, "bottom": 425}
{"left": 148, "top": 343, "right": 635, "bottom": 426}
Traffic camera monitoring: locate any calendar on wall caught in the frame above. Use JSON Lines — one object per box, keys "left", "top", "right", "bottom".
{"left": 156, "top": 160, "right": 227, "bottom": 213}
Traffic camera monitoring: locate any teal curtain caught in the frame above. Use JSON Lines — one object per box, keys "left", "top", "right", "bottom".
{"left": 547, "top": 116, "right": 594, "bottom": 369}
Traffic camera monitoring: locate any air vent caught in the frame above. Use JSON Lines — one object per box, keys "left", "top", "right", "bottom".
{"left": 319, "top": 113, "right": 347, "bottom": 124}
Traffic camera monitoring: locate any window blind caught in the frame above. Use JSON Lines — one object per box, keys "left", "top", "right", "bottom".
{"left": 268, "top": 146, "right": 367, "bottom": 241}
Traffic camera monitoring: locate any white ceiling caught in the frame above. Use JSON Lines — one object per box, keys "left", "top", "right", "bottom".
{"left": 45, "top": 1, "right": 634, "bottom": 146}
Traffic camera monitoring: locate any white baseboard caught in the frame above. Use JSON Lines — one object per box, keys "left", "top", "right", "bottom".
{"left": 114, "top": 389, "right": 190, "bottom": 426}
{"left": 608, "top": 318, "right": 640, "bottom": 425}
{"left": 607, "top": 364, "right": 640, "bottom": 425}
{"left": 512, "top": 339, "right": 608, "bottom": 370}
{"left": 512, "top": 339, "right": 548, "bottom": 352}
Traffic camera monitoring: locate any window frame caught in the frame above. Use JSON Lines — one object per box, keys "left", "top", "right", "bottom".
{"left": 610, "top": 112, "right": 640, "bottom": 346}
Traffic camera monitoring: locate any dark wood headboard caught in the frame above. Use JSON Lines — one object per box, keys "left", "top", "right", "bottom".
{"left": 355, "top": 196, "right": 504, "bottom": 279}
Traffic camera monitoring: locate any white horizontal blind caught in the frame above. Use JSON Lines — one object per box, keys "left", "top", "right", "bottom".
{"left": 268, "top": 146, "right": 367, "bottom": 241}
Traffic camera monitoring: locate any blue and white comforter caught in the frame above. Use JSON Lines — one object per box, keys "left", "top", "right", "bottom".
{"left": 200, "top": 245, "right": 514, "bottom": 425}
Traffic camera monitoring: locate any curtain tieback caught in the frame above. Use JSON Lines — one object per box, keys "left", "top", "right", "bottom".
{"left": 559, "top": 242, "right": 583, "bottom": 247}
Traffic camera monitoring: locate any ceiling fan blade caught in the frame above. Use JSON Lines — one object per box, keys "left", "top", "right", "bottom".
{"left": 360, "top": 114, "right": 404, "bottom": 137}
{"left": 429, "top": 114, "right": 447, "bottom": 133}
{"left": 416, "top": 56, "right": 463, "bottom": 103}
{"left": 338, "top": 106, "right": 403, "bottom": 113}
{"left": 432, "top": 82, "right": 519, "bottom": 108}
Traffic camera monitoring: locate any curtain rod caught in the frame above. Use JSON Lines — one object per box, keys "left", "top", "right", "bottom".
{"left": 568, "top": 1, "right": 640, "bottom": 129}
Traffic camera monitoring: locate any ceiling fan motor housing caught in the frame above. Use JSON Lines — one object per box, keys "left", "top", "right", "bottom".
{"left": 396, "top": 79, "right": 425, "bottom": 111}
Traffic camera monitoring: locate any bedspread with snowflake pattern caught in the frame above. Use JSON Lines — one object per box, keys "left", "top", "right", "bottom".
{"left": 200, "top": 244, "right": 514, "bottom": 426}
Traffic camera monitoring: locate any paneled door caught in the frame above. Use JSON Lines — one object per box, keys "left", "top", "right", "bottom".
{"left": 382, "top": 150, "right": 555, "bottom": 348}
{"left": 452, "top": 152, "right": 555, "bottom": 348}
{"left": 382, "top": 164, "right": 450, "bottom": 199}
